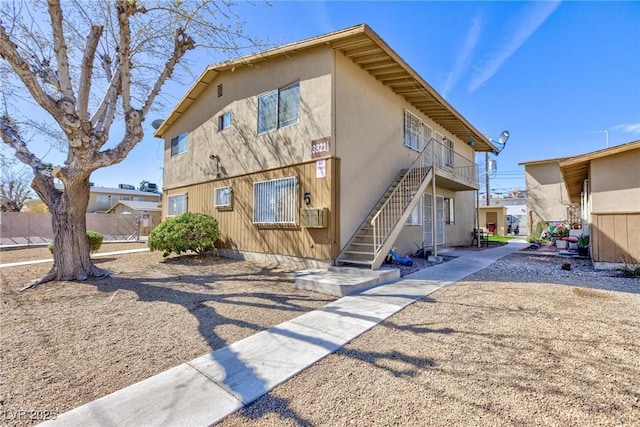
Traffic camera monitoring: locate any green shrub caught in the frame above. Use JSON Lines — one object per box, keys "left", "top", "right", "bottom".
{"left": 48, "top": 230, "right": 104, "bottom": 254}
{"left": 148, "top": 212, "right": 219, "bottom": 257}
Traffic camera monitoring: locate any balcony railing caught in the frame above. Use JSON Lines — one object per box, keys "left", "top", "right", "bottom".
{"left": 421, "top": 139, "right": 478, "bottom": 186}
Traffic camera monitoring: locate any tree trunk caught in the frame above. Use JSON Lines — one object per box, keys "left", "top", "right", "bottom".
{"left": 25, "top": 176, "right": 110, "bottom": 288}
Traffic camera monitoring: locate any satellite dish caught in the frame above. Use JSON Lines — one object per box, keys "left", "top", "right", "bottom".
{"left": 498, "top": 130, "right": 510, "bottom": 145}
{"left": 151, "top": 119, "right": 164, "bottom": 130}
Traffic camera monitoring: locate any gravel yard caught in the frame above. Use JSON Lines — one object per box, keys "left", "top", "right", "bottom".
{"left": 1, "top": 245, "right": 639, "bottom": 426}
{"left": 220, "top": 252, "right": 640, "bottom": 426}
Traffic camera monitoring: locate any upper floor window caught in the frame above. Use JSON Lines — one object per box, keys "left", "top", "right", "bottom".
{"left": 404, "top": 110, "right": 421, "bottom": 151}
{"left": 170, "top": 133, "right": 188, "bottom": 157}
{"left": 218, "top": 111, "right": 232, "bottom": 131}
{"left": 444, "top": 138, "right": 454, "bottom": 166}
{"left": 96, "top": 195, "right": 110, "bottom": 206}
{"left": 257, "top": 82, "right": 300, "bottom": 135}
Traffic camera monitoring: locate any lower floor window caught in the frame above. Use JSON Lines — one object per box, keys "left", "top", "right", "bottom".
{"left": 406, "top": 197, "right": 422, "bottom": 225}
{"left": 168, "top": 194, "right": 187, "bottom": 216}
{"left": 444, "top": 197, "right": 454, "bottom": 224}
{"left": 253, "top": 177, "right": 297, "bottom": 224}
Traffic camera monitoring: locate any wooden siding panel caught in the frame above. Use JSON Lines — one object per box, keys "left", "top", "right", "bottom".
{"left": 626, "top": 214, "right": 640, "bottom": 262}
{"left": 592, "top": 213, "right": 640, "bottom": 263}
{"left": 163, "top": 159, "right": 336, "bottom": 261}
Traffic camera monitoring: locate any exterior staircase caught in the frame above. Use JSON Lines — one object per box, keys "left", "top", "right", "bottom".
{"left": 336, "top": 142, "right": 435, "bottom": 270}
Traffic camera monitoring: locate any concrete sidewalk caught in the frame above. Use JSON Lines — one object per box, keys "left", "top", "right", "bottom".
{"left": 40, "top": 241, "right": 528, "bottom": 427}
{"left": 0, "top": 248, "right": 150, "bottom": 269}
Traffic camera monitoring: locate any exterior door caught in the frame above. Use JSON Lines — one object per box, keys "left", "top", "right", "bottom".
{"left": 423, "top": 194, "right": 445, "bottom": 246}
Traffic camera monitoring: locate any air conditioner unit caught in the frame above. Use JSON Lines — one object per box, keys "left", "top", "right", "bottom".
{"left": 300, "top": 207, "right": 328, "bottom": 228}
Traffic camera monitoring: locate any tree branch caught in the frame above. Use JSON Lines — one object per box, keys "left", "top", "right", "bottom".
{"left": 0, "top": 115, "right": 61, "bottom": 207}
{"left": 0, "top": 24, "right": 59, "bottom": 116}
{"left": 47, "top": 0, "right": 75, "bottom": 102}
{"left": 90, "top": 58, "right": 121, "bottom": 129}
{"left": 78, "top": 25, "right": 103, "bottom": 121}
{"left": 142, "top": 27, "right": 195, "bottom": 116}
{"left": 116, "top": 0, "right": 134, "bottom": 113}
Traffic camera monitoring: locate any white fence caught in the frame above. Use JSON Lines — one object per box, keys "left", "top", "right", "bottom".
{"left": 0, "top": 212, "right": 156, "bottom": 247}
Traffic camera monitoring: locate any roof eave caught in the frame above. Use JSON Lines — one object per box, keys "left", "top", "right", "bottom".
{"left": 154, "top": 24, "right": 494, "bottom": 150}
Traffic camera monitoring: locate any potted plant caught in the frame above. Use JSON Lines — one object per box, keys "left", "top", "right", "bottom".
{"left": 555, "top": 225, "right": 570, "bottom": 249}
{"left": 577, "top": 234, "right": 590, "bottom": 256}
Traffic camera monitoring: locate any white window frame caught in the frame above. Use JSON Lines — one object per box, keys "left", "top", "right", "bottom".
{"left": 253, "top": 177, "right": 298, "bottom": 225}
{"left": 218, "top": 111, "right": 232, "bottom": 131}
{"left": 257, "top": 81, "right": 300, "bottom": 135}
{"left": 214, "top": 186, "right": 232, "bottom": 208}
{"left": 170, "top": 133, "right": 188, "bottom": 157}
{"left": 444, "top": 197, "right": 455, "bottom": 224}
{"left": 167, "top": 194, "right": 187, "bottom": 216}
{"left": 406, "top": 196, "right": 422, "bottom": 225}
{"left": 444, "top": 138, "right": 454, "bottom": 166}
{"left": 404, "top": 110, "right": 422, "bottom": 151}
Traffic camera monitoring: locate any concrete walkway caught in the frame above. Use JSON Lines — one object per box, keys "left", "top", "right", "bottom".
{"left": 40, "top": 241, "right": 528, "bottom": 427}
{"left": 0, "top": 248, "right": 150, "bottom": 269}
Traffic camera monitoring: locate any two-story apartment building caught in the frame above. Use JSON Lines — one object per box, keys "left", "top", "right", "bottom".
{"left": 155, "top": 24, "right": 497, "bottom": 268}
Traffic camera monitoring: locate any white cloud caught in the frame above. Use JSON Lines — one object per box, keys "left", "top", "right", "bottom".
{"left": 468, "top": 1, "right": 561, "bottom": 93}
{"left": 612, "top": 123, "right": 640, "bottom": 134}
{"left": 441, "top": 17, "right": 481, "bottom": 98}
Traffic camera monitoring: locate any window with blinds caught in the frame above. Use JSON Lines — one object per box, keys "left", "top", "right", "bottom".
{"left": 257, "top": 82, "right": 300, "bottom": 135}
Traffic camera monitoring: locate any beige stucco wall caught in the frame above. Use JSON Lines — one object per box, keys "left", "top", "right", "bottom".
{"left": 333, "top": 50, "right": 477, "bottom": 252}
{"left": 590, "top": 148, "right": 640, "bottom": 213}
{"left": 393, "top": 189, "right": 477, "bottom": 256}
{"left": 524, "top": 162, "right": 571, "bottom": 227}
{"left": 163, "top": 47, "right": 333, "bottom": 190}
{"left": 479, "top": 206, "right": 507, "bottom": 236}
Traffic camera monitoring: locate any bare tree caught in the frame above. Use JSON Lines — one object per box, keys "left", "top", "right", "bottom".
{"left": 0, "top": 153, "right": 32, "bottom": 211}
{"left": 0, "top": 0, "right": 256, "bottom": 287}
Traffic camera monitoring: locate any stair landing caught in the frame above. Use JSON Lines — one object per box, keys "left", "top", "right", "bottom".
{"left": 294, "top": 266, "right": 400, "bottom": 297}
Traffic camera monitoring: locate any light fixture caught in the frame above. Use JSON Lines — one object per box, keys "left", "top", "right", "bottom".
{"left": 467, "top": 137, "right": 475, "bottom": 147}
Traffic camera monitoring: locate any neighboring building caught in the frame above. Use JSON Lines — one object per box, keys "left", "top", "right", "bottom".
{"left": 519, "top": 157, "right": 576, "bottom": 233}
{"left": 106, "top": 200, "right": 162, "bottom": 236}
{"left": 478, "top": 205, "right": 507, "bottom": 236}
{"left": 481, "top": 190, "right": 527, "bottom": 235}
{"left": 559, "top": 140, "right": 640, "bottom": 267}
{"left": 86, "top": 186, "right": 161, "bottom": 213}
{"left": 155, "top": 24, "right": 498, "bottom": 269}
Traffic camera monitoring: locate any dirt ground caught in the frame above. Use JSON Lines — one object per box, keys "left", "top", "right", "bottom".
{"left": 0, "top": 244, "right": 336, "bottom": 426}
{"left": 1, "top": 245, "right": 639, "bottom": 426}
{"left": 220, "top": 254, "right": 640, "bottom": 426}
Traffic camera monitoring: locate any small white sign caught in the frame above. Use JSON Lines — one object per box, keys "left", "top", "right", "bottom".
{"left": 316, "top": 159, "right": 326, "bottom": 178}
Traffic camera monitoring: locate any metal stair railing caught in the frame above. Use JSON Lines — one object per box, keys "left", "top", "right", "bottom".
{"left": 370, "top": 138, "right": 437, "bottom": 257}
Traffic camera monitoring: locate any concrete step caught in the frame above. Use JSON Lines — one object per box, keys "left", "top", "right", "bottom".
{"left": 343, "top": 250, "right": 374, "bottom": 256}
{"left": 294, "top": 266, "right": 400, "bottom": 296}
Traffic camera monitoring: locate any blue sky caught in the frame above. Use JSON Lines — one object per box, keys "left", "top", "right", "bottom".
{"left": 17, "top": 1, "right": 640, "bottom": 194}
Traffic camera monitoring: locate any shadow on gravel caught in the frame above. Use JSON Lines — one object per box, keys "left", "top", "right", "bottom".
{"left": 87, "top": 267, "right": 335, "bottom": 425}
